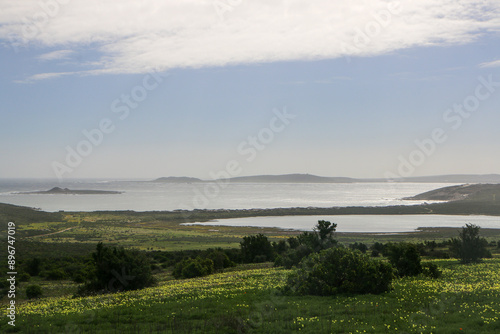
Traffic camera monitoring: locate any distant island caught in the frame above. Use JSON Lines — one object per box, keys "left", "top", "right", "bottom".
{"left": 21, "top": 187, "right": 123, "bottom": 195}
{"left": 151, "top": 173, "right": 500, "bottom": 184}
{"left": 153, "top": 177, "right": 205, "bottom": 183}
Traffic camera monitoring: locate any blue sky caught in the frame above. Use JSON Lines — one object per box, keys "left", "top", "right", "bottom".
{"left": 1, "top": 0, "right": 500, "bottom": 180}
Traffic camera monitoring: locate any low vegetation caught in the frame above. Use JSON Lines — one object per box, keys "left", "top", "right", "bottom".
{"left": 450, "top": 223, "right": 491, "bottom": 263}
{"left": 76, "top": 242, "right": 157, "bottom": 296}
{"left": 2, "top": 201, "right": 500, "bottom": 332}
{"left": 3, "top": 259, "right": 500, "bottom": 333}
{"left": 284, "top": 246, "right": 394, "bottom": 296}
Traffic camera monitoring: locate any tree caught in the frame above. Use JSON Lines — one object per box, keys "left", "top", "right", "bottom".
{"left": 275, "top": 221, "right": 338, "bottom": 268}
{"left": 450, "top": 224, "right": 490, "bottom": 264}
{"left": 314, "top": 220, "right": 337, "bottom": 242}
{"left": 283, "top": 247, "right": 394, "bottom": 296}
{"left": 240, "top": 234, "right": 274, "bottom": 263}
{"left": 26, "top": 285, "right": 43, "bottom": 299}
{"left": 386, "top": 243, "right": 422, "bottom": 277}
{"left": 349, "top": 242, "right": 368, "bottom": 253}
{"left": 173, "top": 257, "right": 214, "bottom": 279}
{"left": 206, "top": 249, "right": 235, "bottom": 271}
{"left": 78, "top": 242, "right": 156, "bottom": 295}
{"left": 298, "top": 220, "right": 337, "bottom": 252}
{"left": 46, "top": 268, "right": 66, "bottom": 280}
{"left": 370, "top": 242, "right": 385, "bottom": 257}
{"left": 26, "top": 258, "right": 41, "bottom": 276}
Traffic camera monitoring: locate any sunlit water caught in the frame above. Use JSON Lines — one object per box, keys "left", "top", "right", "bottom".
{"left": 183, "top": 215, "right": 500, "bottom": 233}
{"left": 0, "top": 179, "right": 454, "bottom": 212}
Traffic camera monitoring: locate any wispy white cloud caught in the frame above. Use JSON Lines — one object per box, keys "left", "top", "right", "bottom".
{"left": 1, "top": 0, "right": 499, "bottom": 80}
{"left": 37, "top": 49, "right": 74, "bottom": 61}
{"left": 15, "top": 71, "right": 73, "bottom": 84}
{"left": 479, "top": 59, "right": 500, "bottom": 68}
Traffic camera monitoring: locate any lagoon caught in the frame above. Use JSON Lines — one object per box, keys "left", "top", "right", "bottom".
{"left": 183, "top": 214, "right": 500, "bottom": 233}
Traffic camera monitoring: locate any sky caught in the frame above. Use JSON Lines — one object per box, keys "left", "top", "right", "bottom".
{"left": 1, "top": 0, "right": 500, "bottom": 180}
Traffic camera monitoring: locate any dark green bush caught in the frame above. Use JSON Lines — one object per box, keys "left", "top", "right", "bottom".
{"left": 26, "top": 258, "right": 41, "bottom": 276}
{"left": 422, "top": 263, "right": 442, "bottom": 279}
{"left": 173, "top": 257, "right": 214, "bottom": 279}
{"left": 386, "top": 243, "right": 422, "bottom": 277}
{"left": 46, "top": 268, "right": 66, "bottom": 280}
{"left": 274, "top": 244, "right": 313, "bottom": 269}
{"left": 283, "top": 247, "right": 394, "bottom": 296}
{"left": 26, "top": 285, "right": 43, "bottom": 299}
{"left": 18, "top": 272, "right": 31, "bottom": 282}
{"left": 450, "top": 224, "right": 490, "bottom": 264}
{"left": 371, "top": 249, "right": 380, "bottom": 257}
{"left": 206, "top": 250, "right": 235, "bottom": 270}
{"left": 349, "top": 242, "right": 368, "bottom": 253}
{"left": 240, "top": 234, "right": 274, "bottom": 263}
{"left": 77, "top": 242, "right": 156, "bottom": 295}
{"left": 371, "top": 242, "right": 385, "bottom": 255}
{"left": 73, "top": 273, "right": 86, "bottom": 284}
{"left": 272, "top": 240, "right": 289, "bottom": 255}
{"left": 274, "top": 221, "right": 338, "bottom": 269}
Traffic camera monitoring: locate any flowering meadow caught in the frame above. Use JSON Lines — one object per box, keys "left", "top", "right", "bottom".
{"left": 3, "top": 259, "right": 500, "bottom": 333}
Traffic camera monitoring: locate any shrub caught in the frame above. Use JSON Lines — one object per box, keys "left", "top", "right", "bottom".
{"left": 272, "top": 240, "right": 289, "bottom": 255}
{"left": 206, "top": 250, "right": 235, "bottom": 270}
{"left": 427, "top": 249, "right": 451, "bottom": 259}
{"left": 26, "top": 258, "right": 41, "bottom": 276}
{"left": 297, "top": 220, "right": 338, "bottom": 252}
{"left": 274, "top": 221, "right": 338, "bottom": 269}
{"left": 450, "top": 224, "right": 490, "bottom": 264}
{"left": 73, "top": 273, "right": 86, "bottom": 284}
{"left": 349, "top": 242, "right": 368, "bottom": 253}
{"left": 422, "top": 263, "right": 442, "bottom": 279}
{"left": 77, "top": 242, "right": 156, "bottom": 295}
{"left": 287, "top": 237, "right": 300, "bottom": 249}
{"left": 173, "top": 257, "right": 214, "bottom": 279}
{"left": 371, "top": 242, "right": 385, "bottom": 255}
{"left": 386, "top": 243, "right": 422, "bottom": 277}
{"left": 46, "top": 268, "right": 66, "bottom": 280}
{"left": 283, "top": 247, "right": 394, "bottom": 296}
{"left": 26, "top": 285, "right": 43, "bottom": 299}
{"left": 274, "top": 244, "right": 313, "bottom": 269}
{"left": 240, "top": 234, "right": 274, "bottom": 263}
{"left": 18, "top": 272, "right": 31, "bottom": 282}
{"left": 371, "top": 249, "right": 380, "bottom": 257}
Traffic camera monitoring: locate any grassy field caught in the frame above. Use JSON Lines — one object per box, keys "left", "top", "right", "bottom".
{"left": 1, "top": 199, "right": 500, "bottom": 333}
{"left": 2, "top": 259, "right": 500, "bottom": 333}
{"left": 2, "top": 202, "right": 500, "bottom": 255}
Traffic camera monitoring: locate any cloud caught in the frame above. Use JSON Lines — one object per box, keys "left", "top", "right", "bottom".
{"left": 37, "top": 49, "right": 74, "bottom": 61}
{"left": 1, "top": 0, "right": 500, "bottom": 80}
{"left": 15, "top": 71, "right": 73, "bottom": 83}
{"left": 479, "top": 59, "right": 500, "bottom": 68}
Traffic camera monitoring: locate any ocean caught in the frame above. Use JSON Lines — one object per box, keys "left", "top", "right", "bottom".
{"left": 1, "top": 178, "right": 452, "bottom": 212}
{"left": 1, "top": 179, "right": 499, "bottom": 232}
